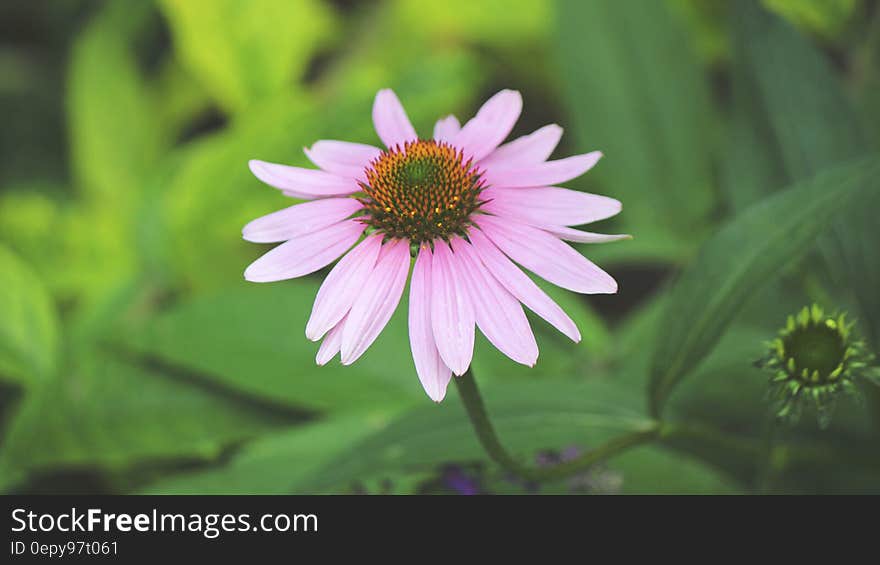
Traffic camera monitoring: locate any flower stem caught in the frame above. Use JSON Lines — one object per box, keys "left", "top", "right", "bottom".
{"left": 454, "top": 368, "right": 659, "bottom": 483}
{"left": 454, "top": 368, "right": 535, "bottom": 478}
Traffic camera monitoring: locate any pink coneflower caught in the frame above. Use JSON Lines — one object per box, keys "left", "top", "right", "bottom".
{"left": 243, "top": 89, "right": 626, "bottom": 402}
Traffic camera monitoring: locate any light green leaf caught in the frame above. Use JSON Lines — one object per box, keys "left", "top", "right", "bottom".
{"left": 68, "top": 2, "right": 165, "bottom": 205}
{"left": 152, "top": 57, "right": 213, "bottom": 142}
{"left": 118, "top": 282, "right": 423, "bottom": 412}
{"left": 0, "top": 191, "right": 136, "bottom": 305}
{"left": 0, "top": 352, "right": 298, "bottom": 489}
{"left": 391, "top": 0, "right": 549, "bottom": 46}
{"left": 297, "top": 380, "right": 653, "bottom": 492}
{"left": 0, "top": 245, "right": 58, "bottom": 385}
{"left": 160, "top": 91, "right": 316, "bottom": 289}
{"left": 159, "top": 0, "right": 336, "bottom": 113}
{"left": 556, "top": 0, "right": 715, "bottom": 256}
{"left": 649, "top": 156, "right": 880, "bottom": 415}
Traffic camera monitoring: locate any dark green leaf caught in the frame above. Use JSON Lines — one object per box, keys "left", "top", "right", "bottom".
{"left": 649, "top": 156, "right": 880, "bottom": 415}
{"left": 0, "top": 353, "right": 299, "bottom": 490}
{"left": 556, "top": 0, "right": 715, "bottom": 258}
{"left": 735, "top": 0, "right": 866, "bottom": 176}
{"left": 140, "top": 414, "right": 388, "bottom": 494}
{"left": 734, "top": 0, "right": 880, "bottom": 348}
{"left": 719, "top": 49, "right": 786, "bottom": 213}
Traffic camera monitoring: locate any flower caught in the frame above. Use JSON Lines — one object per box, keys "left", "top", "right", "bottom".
{"left": 756, "top": 305, "right": 876, "bottom": 428}
{"left": 243, "top": 89, "right": 626, "bottom": 401}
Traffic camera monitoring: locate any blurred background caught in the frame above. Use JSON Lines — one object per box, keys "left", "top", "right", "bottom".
{"left": 1, "top": 0, "right": 879, "bottom": 494}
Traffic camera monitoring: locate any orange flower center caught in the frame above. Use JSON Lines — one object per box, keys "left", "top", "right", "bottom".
{"left": 360, "top": 140, "right": 485, "bottom": 243}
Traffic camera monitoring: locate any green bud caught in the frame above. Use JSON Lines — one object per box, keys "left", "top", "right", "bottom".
{"left": 756, "top": 305, "right": 875, "bottom": 429}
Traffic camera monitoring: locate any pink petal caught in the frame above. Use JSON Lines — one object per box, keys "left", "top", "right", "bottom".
{"left": 409, "top": 245, "right": 453, "bottom": 402}
{"left": 433, "top": 115, "right": 461, "bottom": 142}
{"left": 372, "top": 89, "right": 418, "bottom": 149}
{"left": 481, "top": 186, "right": 621, "bottom": 227}
{"left": 244, "top": 220, "right": 365, "bottom": 283}
{"left": 543, "top": 226, "right": 631, "bottom": 244}
{"left": 452, "top": 90, "right": 522, "bottom": 161}
{"left": 316, "top": 316, "right": 346, "bottom": 365}
{"left": 249, "top": 159, "right": 359, "bottom": 199}
{"left": 467, "top": 228, "right": 580, "bottom": 342}
{"left": 242, "top": 198, "right": 363, "bottom": 243}
{"left": 306, "top": 233, "right": 383, "bottom": 341}
{"left": 304, "top": 140, "right": 382, "bottom": 180}
{"left": 483, "top": 151, "right": 602, "bottom": 188}
{"left": 430, "top": 241, "right": 475, "bottom": 376}
{"left": 475, "top": 215, "right": 617, "bottom": 294}
{"left": 479, "top": 124, "right": 563, "bottom": 169}
{"left": 340, "top": 239, "right": 411, "bottom": 365}
{"left": 450, "top": 237, "right": 538, "bottom": 367}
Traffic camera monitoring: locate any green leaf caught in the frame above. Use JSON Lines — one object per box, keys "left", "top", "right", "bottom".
{"left": 152, "top": 58, "right": 213, "bottom": 142}
{"left": 140, "top": 414, "right": 392, "bottom": 494}
{"left": 471, "top": 278, "right": 612, "bottom": 383}
{"left": 763, "top": 0, "right": 858, "bottom": 38}
{"left": 68, "top": 2, "right": 165, "bottom": 205}
{"left": 611, "top": 445, "right": 739, "bottom": 494}
{"left": 649, "top": 156, "right": 880, "bottom": 416}
{"left": 0, "top": 188, "right": 135, "bottom": 302}
{"left": 666, "top": 325, "right": 770, "bottom": 426}
{"left": 0, "top": 189, "right": 64, "bottom": 292}
{"left": 736, "top": 0, "right": 867, "bottom": 176}
{"left": 391, "top": 0, "right": 550, "bottom": 46}
{"left": 118, "top": 282, "right": 423, "bottom": 412}
{"left": 536, "top": 278, "right": 612, "bottom": 361}
{"left": 296, "top": 380, "right": 653, "bottom": 492}
{"left": 0, "top": 245, "right": 58, "bottom": 385}
{"left": 160, "top": 92, "right": 315, "bottom": 289}
{"left": 734, "top": 0, "right": 880, "bottom": 349}
{"left": 159, "top": 0, "right": 336, "bottom": 113}
{"left": 555, "top": 0, "right": 715, "bottom": 254}
{"left": 667, "top": 0, "right": 730, "bottom": 64}
{"left": 0, "top": 352, "right": 298, "bottom": 489}
{"left": 719, "top": 47, "right": 787, "bottom": 213}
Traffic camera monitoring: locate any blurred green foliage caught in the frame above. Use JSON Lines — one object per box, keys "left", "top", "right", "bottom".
{"left": 0, "top": 245, "right": 58, "bottom": 386}
{"left": 159, "top": 0, "right": 337, "bottom": 112}
{"left": 1, "top": 0, "right": 878, "bottom": 494}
